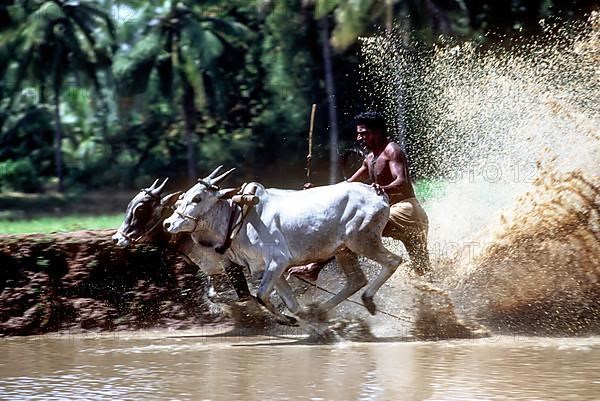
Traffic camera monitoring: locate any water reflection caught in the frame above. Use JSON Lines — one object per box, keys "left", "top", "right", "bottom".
{"left": 1, "top": 334, "right": 598, "bottom": 400}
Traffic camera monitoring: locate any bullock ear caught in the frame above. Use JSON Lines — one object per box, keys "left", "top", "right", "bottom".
{"left": 161, "top": 191, "right": 183, "bottom": 207}
{"left": 217, "top": 187, "right": 239, "bottom": 200}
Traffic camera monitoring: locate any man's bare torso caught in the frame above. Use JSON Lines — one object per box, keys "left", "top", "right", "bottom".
{"left": 366, "top": 142, "right": 415, "bottom": 201}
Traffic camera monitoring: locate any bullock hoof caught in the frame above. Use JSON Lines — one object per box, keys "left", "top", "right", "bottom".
{"left": 297, "top": 303, "right": 329, "bottom": 323}
{"left": 253, "top": 295, "right": 268, "bottom": 308}
{"left": 361, "top": 293, "right": 377, "bottom": 315}
{"left": 277, "top": 314, "right": 299, "bottom": 327}
{"left": 252, "top": 296, "right": 298, "bottom": 326}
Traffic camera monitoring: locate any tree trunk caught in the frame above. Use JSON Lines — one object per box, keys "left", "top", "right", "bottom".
{"left": 95, "top": 75, "right": 111, "bottom": 141}
{"left": 182, "top": 78, "right": 197, "bottom": 183}
{"left": 393, "top": 2, "right": 413, "bottom": 150}
{"left": 319, "top": 17, "right": 339, "bottom": 184}
{"left": 172, "top": 16, "right": 197, "bottom": 184}
{"left": 386, "top": 0, "right": 394, "bottom": 32}
{"left": 53, "top": 93, "right": 64, "bottom": 193}
{"left": 424, "top": 0, "right": 451, "bottom": 33}
{"left": 386, "top": 1, "right": 405, "bottom": 149}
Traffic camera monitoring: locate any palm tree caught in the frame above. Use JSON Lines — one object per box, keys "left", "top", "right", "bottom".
{"left": 1, "top": 0, "right": 115, "bottom": 192}
{"left": 114, "top": 0, "right": 249, "bottom": 182}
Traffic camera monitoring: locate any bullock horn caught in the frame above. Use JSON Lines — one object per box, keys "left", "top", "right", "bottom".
{"left": 151, "top": 178, "right": 169, "bottom": 196}
{"left": 197, "top": 179, "right": 219, "bottom": 191}
{"left": 211, "top": 167, "right": 236, "bottom": 185}
{"left": 207, "top": 165, "right": 224, "bottom": 179}
{"left": 147, "top": 178, "right": 160, "bottom": 190}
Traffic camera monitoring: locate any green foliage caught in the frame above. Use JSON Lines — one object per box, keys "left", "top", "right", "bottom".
{"left": 0, "top": 101, "right": 54, "bottom": 191}
{"left": 2, "top": 0, "right": 115, "bottom": 95}
{"left": 0, "top": 0, "right": 116, "bottom": 191}
{"left": 114, "top": 32, "right": 163, "bottom": 96}
{"left": 322, "top": 0, "right": 383, "bottom": 50}
{"left": 261, "top": 0, "right": 314, "bottom": 120}
{"left": 0, "top": 0, "right": 595, "bottom": 196}
{"left": 198, "top": 117, "right": 255, "bottom": 169}
{"left": 0, "top": 102, "right": 54, "bottom": 160}
{"left": 413, "top": 179, "right": 447, "bottom": 202}
{"left": 254, "top": 0, "right": 318, "bottom": 167}
{"left": 109, "top": 0, "right": 255, "bottom": 182}
{"left": 0, "top": 158, "right": 44, "bottom": 193}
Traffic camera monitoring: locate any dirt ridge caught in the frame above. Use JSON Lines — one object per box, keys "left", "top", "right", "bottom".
{"left": 0, "top": 230, "right": 221, "bottom": 336}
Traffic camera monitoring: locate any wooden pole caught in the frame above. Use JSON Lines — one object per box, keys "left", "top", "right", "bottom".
{"left": 306, "top": 104, "right": 317, "bottom": 180}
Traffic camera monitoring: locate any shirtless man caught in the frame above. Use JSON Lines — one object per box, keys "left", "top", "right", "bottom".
{"left": 289, "top": 111, "right": 431, "bottom": 279}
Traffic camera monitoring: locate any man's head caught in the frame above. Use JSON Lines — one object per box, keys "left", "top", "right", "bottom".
{"left": 355, "top": 111, "right": 387, "bottom": 149}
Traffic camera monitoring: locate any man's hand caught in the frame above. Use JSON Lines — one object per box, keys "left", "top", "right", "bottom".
{"left": 303, "top": 182, "right": 314, "bottom": 190}
{"left": 371, "top": 183, "right": 385, "bottom": 195}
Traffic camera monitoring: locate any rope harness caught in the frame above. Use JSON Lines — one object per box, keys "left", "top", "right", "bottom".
{"left": 293, "top": 275, "right": 413, "bottom": 323}
{"left": 215, "top": 183, "right": 259, "bottom": 254}
{"left": 214, "top": 202, "right": 243, "bottom": 255}
{"left": 173, "top": 182, "right": 259, "bottom": 255}
{"left": 174, "top": 208, "right": 200, "bottom": 223}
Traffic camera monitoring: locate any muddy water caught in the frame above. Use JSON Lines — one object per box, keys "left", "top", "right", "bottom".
{"left": 1, "top": 330, "right": 598, "bottom": 401}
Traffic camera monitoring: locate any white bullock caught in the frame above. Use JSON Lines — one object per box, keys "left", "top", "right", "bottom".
{"left": 163, "top": 166, "right": 404, "bottom": 321}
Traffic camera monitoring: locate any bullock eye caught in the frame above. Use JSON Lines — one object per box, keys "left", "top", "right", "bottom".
{"left": 192, "top": 194, "right": 202, "bottom": 203}
{"left": 134, "top": 205, "right": 146, "bottom": 216}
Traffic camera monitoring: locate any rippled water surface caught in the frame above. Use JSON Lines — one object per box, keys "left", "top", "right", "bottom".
{"left": 1, "top": 330, "right": 598, "bottom": 401}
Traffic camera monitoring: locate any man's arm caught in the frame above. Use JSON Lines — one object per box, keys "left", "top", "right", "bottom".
{"left": 380, "top": 145, "right": 411, "bottom": 197}
{"left": 346, "top": 158, "right": 369, "bottom": 182}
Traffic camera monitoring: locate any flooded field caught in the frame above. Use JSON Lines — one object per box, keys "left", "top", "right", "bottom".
{"left": 1, "top": 330, "right": 599, "bottom": 401}
{"left": 0, "top": 10, "right": 598, "bottom": 401}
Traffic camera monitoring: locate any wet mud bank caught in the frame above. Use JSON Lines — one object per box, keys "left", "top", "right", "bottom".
{"left": 0, "top": 230, "right": 221, "bottom": 336}
{"left": 2, "top": 215, "right": 598, "bottom": 338}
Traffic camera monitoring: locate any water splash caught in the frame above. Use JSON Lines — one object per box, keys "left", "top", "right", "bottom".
{"left": 359, "top": 13, "right": 600, "bottom": 335}
{"left": 214, "top": 15, "right": 598, "bottom": 339}
{"left": 301, "top": 308, "right": 376, "bottom": 344}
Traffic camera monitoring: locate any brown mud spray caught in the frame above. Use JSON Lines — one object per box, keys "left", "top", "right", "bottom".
{"left": 354, "top": 12, "right": 599, "bottom": 337}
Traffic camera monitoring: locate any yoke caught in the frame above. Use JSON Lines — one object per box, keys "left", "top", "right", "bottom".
{"left": 214, "top": 183, "right": 260, "bottom": 254}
